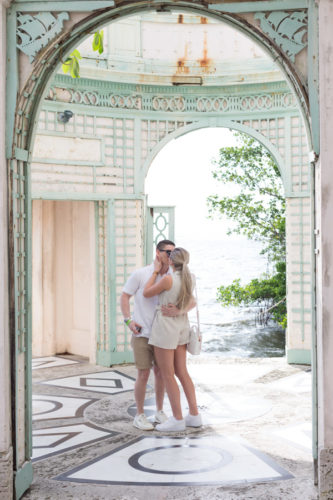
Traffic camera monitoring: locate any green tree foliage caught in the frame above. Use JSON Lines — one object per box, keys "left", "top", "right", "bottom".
{"left": 62, "top": 49, "right": 82, "bottom": 78}
{"left": 62, "top": 30, "right": 104, "bottom": 78}
{"left": 207, "top": 132, "right": 286, "bottom": 327}
{"left": 92, "top": 30, "right": 104, "bottom": 55}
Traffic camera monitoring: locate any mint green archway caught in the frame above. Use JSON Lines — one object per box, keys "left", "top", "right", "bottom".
{"left": 5, "top": 1, "right": 318, "bottom": 497}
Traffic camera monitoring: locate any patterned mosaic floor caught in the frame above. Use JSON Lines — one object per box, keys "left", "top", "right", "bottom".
{"left": 32, "top": 394, "right": 97, "bottom": 421}
{"left": 32, "top": 356, "right": 80, "bottom": 370}
{"left": 32, "top": 423, "right": 118, "bottom": 462}
{"left": 38, "top": 369, "right": 136, "bottom": 395}
{"left": 32, "top": 356, "right": 313, "bottom": 488}
{"left": 127, "top": 391, "right": 272, "bottom": 426}
{"left": 55, "top": 435, "right": 293, "bottom": 486}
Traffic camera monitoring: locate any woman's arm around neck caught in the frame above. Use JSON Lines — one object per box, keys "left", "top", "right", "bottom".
{"left": 143, "top": 274, "right": 172, "bottom": 298}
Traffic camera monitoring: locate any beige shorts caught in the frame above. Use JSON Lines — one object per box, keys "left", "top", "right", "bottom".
{"left": 131, "top": 335, "right": 154, "bottom": 370}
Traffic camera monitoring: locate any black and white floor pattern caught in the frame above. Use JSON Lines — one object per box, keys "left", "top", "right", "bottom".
{"left": 128, "top": 392, "right": 272, "bottom": 426}
{"left": 32, "top": 357, "right": 313, "bottom": 488}
{"left": 32, "top": 356, "right": 80, "bottom": 370}
{"left": 39, "top": 369, "right": 136, "bottom": 395}
{"left": 55, "top": 435, "right": 293, "bottom": 486}
{"left": 32, "top": 394, "right": 97, "bottom": 421}
{"left": 32, "top": 423, "right": 118, "bottom": 462}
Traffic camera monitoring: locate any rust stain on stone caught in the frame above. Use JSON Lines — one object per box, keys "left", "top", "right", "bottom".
{"left": 176, "top": 43, "right": 189, "bottom": 74}
{"left": 200, "top": 16, "right": 207, "bottom": 24}
{"left": 197, "top": 32, "right": 214, "bottom": 73}
{"left": 178, "top": 14, "right": 183, "bottom": 24}
{"left": 177, "top": 60, "right": 189, "bottom": 73}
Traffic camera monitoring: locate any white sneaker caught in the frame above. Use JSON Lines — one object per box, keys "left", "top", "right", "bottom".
{"left": 185, "top": 413, "right": 202, "bottom": 427}
{"left": 133, "top": 413, "right": 154, "bottom": 431}
{"left": 154, "top": 410, "right": 168, "bottom": 424}
{"left": 155, "top": 416, "right": 185, "bottom": 432}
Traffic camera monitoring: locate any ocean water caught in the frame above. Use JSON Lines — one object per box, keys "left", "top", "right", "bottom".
{"left": 181, "top": 234, "right": 285, "bottom": 358}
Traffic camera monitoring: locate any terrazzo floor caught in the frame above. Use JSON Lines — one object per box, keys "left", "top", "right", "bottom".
{"left": 25, "top": 355, "right": 318, "bottom": 499}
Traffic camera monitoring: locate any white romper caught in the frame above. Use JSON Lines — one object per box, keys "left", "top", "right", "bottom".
{"left": 149, "top": 271, "right": 193, "bottom": 350}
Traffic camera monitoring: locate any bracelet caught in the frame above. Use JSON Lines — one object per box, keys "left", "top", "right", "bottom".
{"left": 124, "top": 318, "right": 132, "bottom": 326}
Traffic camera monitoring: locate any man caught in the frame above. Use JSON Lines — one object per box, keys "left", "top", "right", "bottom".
{"left": 120, "top": 239, "right": 178, "bottom": 430}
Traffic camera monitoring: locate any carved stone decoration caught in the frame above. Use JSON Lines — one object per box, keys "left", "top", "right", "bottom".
{"left": 47, "top": 84, "right": 296, "bottom": 114}
{"left": 16, "top": 12, "right": 69, "bottom": 62}
{"left": 152, "top": 96, "right": 186, "bottom": 112}
{"left": 254, "top": 11, "right": 308, "bottom": 62}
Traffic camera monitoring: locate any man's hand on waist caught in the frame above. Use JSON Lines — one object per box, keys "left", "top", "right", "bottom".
{"left": 161, "top": 303, "right": 181, "bottom": 317}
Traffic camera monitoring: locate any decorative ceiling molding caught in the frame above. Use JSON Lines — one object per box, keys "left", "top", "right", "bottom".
{"left": 16, "top": 11, "right": 69, "bottom": 62}
{"left": 254, "top": 10, "right": 308, "bottom": 62}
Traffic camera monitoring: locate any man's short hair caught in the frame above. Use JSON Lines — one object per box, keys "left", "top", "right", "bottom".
{"left": 156, "top": 239, "right": 175, "bottom": 251}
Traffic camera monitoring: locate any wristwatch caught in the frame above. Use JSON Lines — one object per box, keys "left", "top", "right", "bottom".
{"left": 124, "top": 318, "right": 132, "bottom": 326}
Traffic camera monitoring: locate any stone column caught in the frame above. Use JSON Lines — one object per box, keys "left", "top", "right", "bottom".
{"left": 0, "top": 0, "right": 13, "bottom": 497}
{"left": 317, "top": 0, "right": 333, "bottom": 497}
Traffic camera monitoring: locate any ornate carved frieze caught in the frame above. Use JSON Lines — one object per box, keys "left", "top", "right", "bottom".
{"left": 254, "top": 11, "right": 308, "bottom": 62}
{"left": 47, "top": 81, "right": 297, "bottom": 114}
{"left": 152, "top": 96, "right": 186, "bottom": 112}
{"left": 48, "top": 86, "right": 141, "bottom": 109}
{"left": 16, "top": 12, "right": 69, "bottom": 62}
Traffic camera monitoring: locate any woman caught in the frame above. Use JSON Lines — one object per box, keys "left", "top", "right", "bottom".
{"left": 143, "top": 247, "right": 202, "bottom": 432}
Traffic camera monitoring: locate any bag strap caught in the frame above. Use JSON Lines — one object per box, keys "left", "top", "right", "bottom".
{"left": 194, "top": 280, "right": 200, "bottom": 329}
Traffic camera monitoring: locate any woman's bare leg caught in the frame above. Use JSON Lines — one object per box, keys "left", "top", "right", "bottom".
{"left": 174, "top": 344, "right": 199, "bottom": 416}
{"left": 154, "top": 347, "right": 183, "bottom": 420}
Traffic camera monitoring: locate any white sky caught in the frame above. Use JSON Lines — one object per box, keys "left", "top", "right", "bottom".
{"left": 145, "top": 127, "right": 239, "bottom": 240}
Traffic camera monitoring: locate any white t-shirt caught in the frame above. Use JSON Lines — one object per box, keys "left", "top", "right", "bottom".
{"left": 122, "top": 264, "right": 171, "bottom": 338}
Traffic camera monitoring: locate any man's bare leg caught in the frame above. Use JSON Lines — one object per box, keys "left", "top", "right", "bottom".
{"left": 134, "top": 368, "right": 150, "bottom": 414}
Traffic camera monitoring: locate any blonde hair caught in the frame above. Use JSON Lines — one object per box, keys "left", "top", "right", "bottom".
{"left": 170, "top": 247, "right": 193, "bottom": 310}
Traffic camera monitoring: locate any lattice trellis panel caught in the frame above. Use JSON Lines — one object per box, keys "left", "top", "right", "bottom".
{"left": 152, "top": 208, "right": 175, "bottom": 245}
{"left": 141, "top": 119, "right": 192, "bottom": 162}
{"left": 96, "top": 198, "right": 143, "bottom": 364}
{"left": 11, "top": 159, "right": 28, "bottom": 356}
{"left": 286, "top": 197, "right": 312, "bottom": 349}
{"left": 10, "top": 156, "right": 32, "bottom": 467}
{"left": 240, "top": 117, "right": 286, "bottom": 156}
{"left": 238, "top": 116, "right": 310, "bottom": 196}
{"left": 290, "top": 115, "right": 310, "bottom": 194}
{"left": 96, "top": 201, "right": 109, "bottom": 364}
{"left": 31, "top": 110, "right": 135, "bottom": 196}
{"left": 34, "top": 78, "right": 309, "bottom": 200}
{"left": 146, "top": 206, "right": 175, "bottom": 264}
{"left": 238, "top": 116, "right": 287, "bottom": 171}
{"left": 114, "top": 199, "right": 144, "bottom": 362}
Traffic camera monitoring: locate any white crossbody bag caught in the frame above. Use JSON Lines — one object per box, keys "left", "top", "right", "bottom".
{"left": 187, "top": 284, "right": 202, "bottom": 355}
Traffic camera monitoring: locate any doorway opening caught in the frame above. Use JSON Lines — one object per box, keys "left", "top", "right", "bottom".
{"left": 145, "top": 127, "right": 286, "bottom": 359}
{"left": 32, "top": 200, "right": 96, "bottom": 362}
